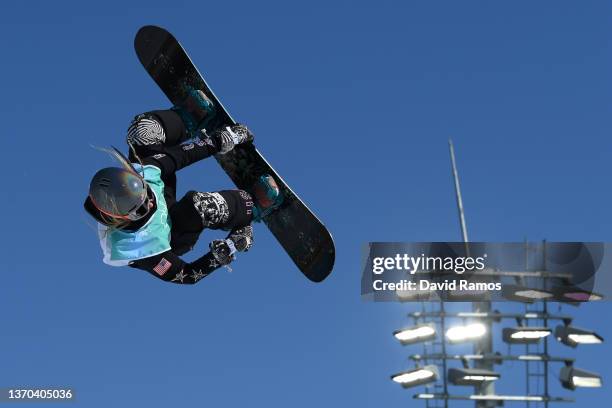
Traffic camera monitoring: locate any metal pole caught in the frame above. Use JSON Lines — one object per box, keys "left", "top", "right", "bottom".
{"left": 440, "top": 301, "right": 449, "bottom": 408}
{"left": 449, "top": 140, "right": 469, "bottom": 243}
{"left": 543, "top": 240, "right": 549, "bottom": 408}
{"left": 449, "top": 140, "right": 495, "bottom": 408}
{"left": 525, "top": 240, "right": 530, "bottom": 408}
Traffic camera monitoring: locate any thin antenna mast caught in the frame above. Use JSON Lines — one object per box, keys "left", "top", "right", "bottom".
{"left": 449, "top": 139, "right": 469, "bottom": 243}
{"left": 449, "top": 139, "right": 495, "bottom": 408}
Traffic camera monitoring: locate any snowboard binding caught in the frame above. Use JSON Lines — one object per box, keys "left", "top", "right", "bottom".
{"left": 252, "top": 174, "right": 283, "bottom": 222}
{"left": 172, "top": 88, "right": 216, "bottom": 134}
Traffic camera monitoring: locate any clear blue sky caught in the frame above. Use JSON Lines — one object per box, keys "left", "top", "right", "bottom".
{"left": 1, "top": 0, "right": 610, "bottom": 406}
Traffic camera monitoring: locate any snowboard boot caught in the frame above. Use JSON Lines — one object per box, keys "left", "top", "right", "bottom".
{"left": 172, "top": 88, "right": 216, "bottom": 134}
{"left": 252, "top": 174, "right": 283, "bottom": 222}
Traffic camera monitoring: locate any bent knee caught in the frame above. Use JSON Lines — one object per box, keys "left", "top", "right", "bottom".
{"left": 191, "top": 191, "right": 230, "bottom": 229}
{"left": 127, "top": 113, "right": 166, "bottom": 146}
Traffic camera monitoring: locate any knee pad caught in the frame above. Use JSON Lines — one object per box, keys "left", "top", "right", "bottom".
{"left": 127, "top": 113, "right": 166, "bottom": 146}
{"left": 192, "top": 192, "right": 230, "bottom": 229}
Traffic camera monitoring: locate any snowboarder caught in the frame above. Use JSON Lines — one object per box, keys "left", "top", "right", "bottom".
{"left": 84, "top": 91, "right": 281, "bottom": 284}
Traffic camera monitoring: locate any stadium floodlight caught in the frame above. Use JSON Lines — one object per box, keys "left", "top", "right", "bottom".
{"left": 446, "top": 323, "right": 486, "bottom": 343}
{"left": 393, "top": 323, "right": 436, "bottom": 345}
{"left": 396, "top": 287, "right": 433, "bottom": 302}
{"left": 563, "top": 291, "right": 604, "bottom": 302}
{"left": 554, "top": 286, "right": 604, "bottom": 302}
{"left": 445, "top": 286, "right": 490, "bottom": 301}
{"left": 502, "top": 284, "right": 554, "bottom": 302}
{"left": 391, "top": 365, "right": 439, "bottom": 389}
{"left": 559, "top": 366, "right": 602, "bottom": 390}
{"left": 555, "top": 325, "right": 603, "bottom": 348}
{"left": 502, "top": 327, "right": 551, "bottom": 344}
{"left": 448, "top": 368, "right": 500, "bottom": 386}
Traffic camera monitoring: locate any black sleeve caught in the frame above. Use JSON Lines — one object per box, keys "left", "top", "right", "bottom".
{"left": 129, "top": 248, "right": 225, "bottom": 285}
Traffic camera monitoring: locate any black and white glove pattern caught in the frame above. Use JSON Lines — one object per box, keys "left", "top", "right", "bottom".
{"left": 212, "top": 124, "right": 254, "bottom": 154}
{"left": 209, "top": 225, "right": 255, "bottom": 266}
{"left": 210, "top": 239, "right": 237, "bottom": 266}
{"left": 228, "top": 225, "right": 254, "bottom": 252}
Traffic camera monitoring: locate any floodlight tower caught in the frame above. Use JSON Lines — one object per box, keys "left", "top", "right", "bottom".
{"left": 449, "top": 140, "right": 495, "bottom": 408}
{"left": 391, "top": 140, "right": 604, "bottom": 407}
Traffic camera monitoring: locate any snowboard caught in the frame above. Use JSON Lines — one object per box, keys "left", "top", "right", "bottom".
{"left": 134, "top": 25, "right": 335, "bottom": 282}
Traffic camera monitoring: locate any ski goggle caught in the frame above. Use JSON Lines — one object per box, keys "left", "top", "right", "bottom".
{"left": 124, "top": 186, "right": 154, "bottom": 221}
{"left": 91, "top": 182, "right": 153, "bottom": 223}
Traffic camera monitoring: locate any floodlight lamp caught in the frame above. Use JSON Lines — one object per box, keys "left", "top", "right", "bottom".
{"left": 393, "top": 323, "right": 436, "bottom": 345}
{"left": 502, "top": 284, "right": 553, "bottom": 303}
{"left": 446, "top": 323, "right": 486, "bottom": 343}
{"left": 515, "top": 290, "right": 553, "bottom": 299}
{"left": 555, "top": 325, "right": 603, "bottom": 348}
{"left": 560, "top": 366, "right": 602, "bottom": 390}
{"left": 445, "top": 286, "right": 490, "bottom": 301}
{"left": 391, "top": 365, "right": 439, "bottom": 389}
{"left": 448, "top": 368, "right": 500, "bottom": 386}
{"left": 503, "top": 327, "right": 551, "bottom": 344}
{"left": 396, "top": 287, "right": 432, "bottom": 302}
{"left": 564, "top": 292, "right": 603, "bottom": 302}
{"left": 555, "top": 286, "right": 604, "bottom": 302}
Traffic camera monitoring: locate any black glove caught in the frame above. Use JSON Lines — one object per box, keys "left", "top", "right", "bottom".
{"left": 210, "top": 225, "right": 254, "bottom": 266}
{"left": 210, "top": 239, "right": 236, "bottom": 265}
{"left": 228, "top": 225, "right": 254, "bottom": 252}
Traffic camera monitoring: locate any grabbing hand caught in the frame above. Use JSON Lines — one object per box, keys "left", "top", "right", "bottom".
{"left": 228, "top": 225, "right": 254, "bottom": 252}
{"left": 213, "top": 124, "right": 254, "bottom": 154}
{"left": 210, "top": 239, "right": 236, "bottom": 266}
{"left": 209, "top": 225, "right": 255, "bottom": 266}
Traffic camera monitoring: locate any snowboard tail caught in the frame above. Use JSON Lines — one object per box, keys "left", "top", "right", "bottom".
{"left": 134, "top": 25, "right": 335, "bottom": 282}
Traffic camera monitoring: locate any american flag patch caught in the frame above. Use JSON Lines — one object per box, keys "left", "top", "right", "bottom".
{"left": 153, "top": 258, "right": 172, "bottom": 276}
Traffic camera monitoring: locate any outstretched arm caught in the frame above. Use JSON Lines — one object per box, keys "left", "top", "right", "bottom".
{"left": 129, "top": 249, "right": 224, "bottom": 284}
{"left": 129, "top": 225, "right": 254, "bottom": 284}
